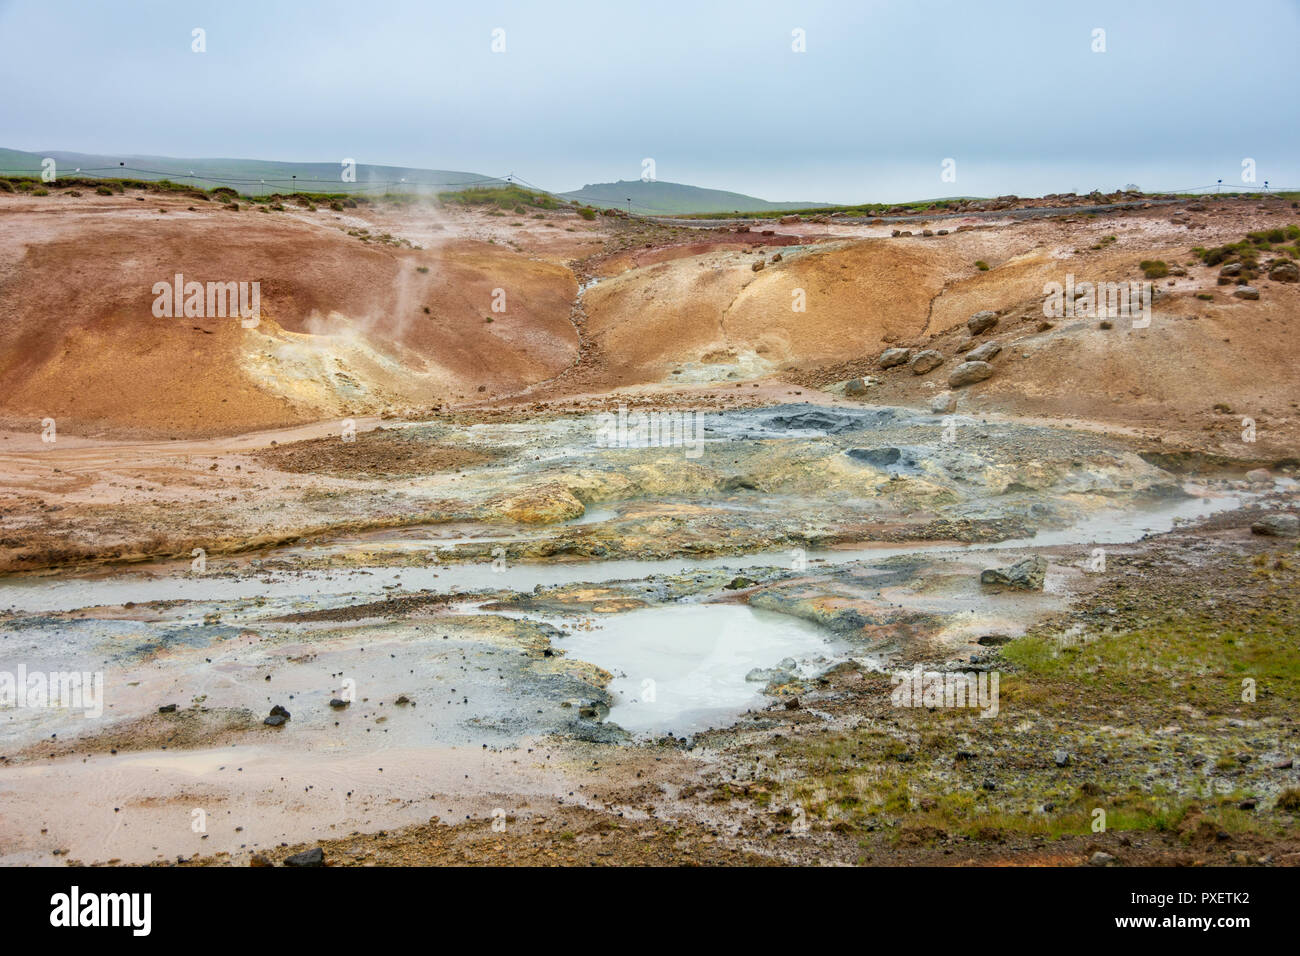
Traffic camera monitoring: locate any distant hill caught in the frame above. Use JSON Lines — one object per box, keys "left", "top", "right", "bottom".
{"left": 560, "top": 180, "right": 830, "bottom": 215}
{"left": 0, "top": 148, "right": 506, "bottom": 195}
{"left": 1, "top": 149, "right": 833, "bottom": 211}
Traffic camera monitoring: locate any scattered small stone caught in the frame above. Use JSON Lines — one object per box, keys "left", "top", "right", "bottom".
{"left": 1088, "top": 851, "right": 1118, "bottom": 867}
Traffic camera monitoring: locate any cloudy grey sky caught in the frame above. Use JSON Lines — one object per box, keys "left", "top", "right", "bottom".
{"left": 2, "top": 0, "right": 1296, "bottom": 202}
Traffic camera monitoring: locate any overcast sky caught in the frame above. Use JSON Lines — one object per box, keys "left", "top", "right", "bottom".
{"left": 2, "top": 0, "right": 1296, "bottom": 203}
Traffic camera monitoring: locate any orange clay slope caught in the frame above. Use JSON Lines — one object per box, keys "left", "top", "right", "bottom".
{"left": 0, "top": 192, "right": 579, "bottom": 437}
{"left": 1, "top": 189, "right": 1298, "bottom": 458}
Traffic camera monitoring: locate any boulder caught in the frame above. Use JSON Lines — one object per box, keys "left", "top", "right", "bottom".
{"left": 909, "top": 349, "right": 944, "bottom": 374}
{"left": 931, "top": 391, "right": 958, "bottom": 414}
{"left": 878, "top": 346, "right": 912, "bottom": 369}
{"left": 948, "top": 360, "right": 994, "bottom": 387}
{"left": 1251, "top": 513, "right": 1299, "bottom": 536}
{"left": 1244, "top": 468, "right": 1271, "bottom": 484}
{"left": 1219, "top": 262, "right": 1242, "bottom": 277}
{"left": 980, "top": 555, "right": 1048, "bottom": 590}
{"left": 283, "top": 847, "right": 324, "bottom": 867}
{"left": 1268, "top": 261, "right": 1299, "bottom": 283}
{"left": 1233, "top": 286, "right": 1259, "bottom": 300}
{"left": 843, "top": 377, "right": 872, "bottom": 397}
{"left": 965, "top": 341, "right": 1001, "bottom": 362}
{"left": 967, "top": 310, "right": 999, "bottom": 334}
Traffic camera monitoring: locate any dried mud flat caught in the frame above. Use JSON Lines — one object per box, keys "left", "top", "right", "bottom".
{"left": 1, "top": 190, "right": 1298, "bottom": 867}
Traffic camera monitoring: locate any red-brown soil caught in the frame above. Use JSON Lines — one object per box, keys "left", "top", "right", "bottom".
{"left": 1, "top": 191, "right": 1296, "bottom": 459}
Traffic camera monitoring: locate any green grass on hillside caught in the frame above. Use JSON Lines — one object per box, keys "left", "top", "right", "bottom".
{"left": 435, "top": 184, "right": 563, "bottom": 210}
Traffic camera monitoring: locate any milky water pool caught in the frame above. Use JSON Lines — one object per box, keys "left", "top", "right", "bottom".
{"left": 553, "top": 603, "right": 845, "bottom": 736}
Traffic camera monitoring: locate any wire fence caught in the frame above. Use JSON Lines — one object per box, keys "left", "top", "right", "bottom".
{"left": 1141, "top": 182, "right": 1298, "bottom": 195}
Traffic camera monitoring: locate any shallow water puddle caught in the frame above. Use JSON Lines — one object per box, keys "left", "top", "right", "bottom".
{"left": 0, "top": 485, "right": 1244, "bottom": 615}
{"left": 554, "top": 604, "right": 844, "bottom": 736}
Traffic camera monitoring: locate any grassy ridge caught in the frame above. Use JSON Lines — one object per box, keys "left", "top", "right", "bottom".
{"left": 0, "top": 147, "right": 502, "bottom": 194}
{"left": 559, "top": 179, "right": 828, "bottom": 215}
